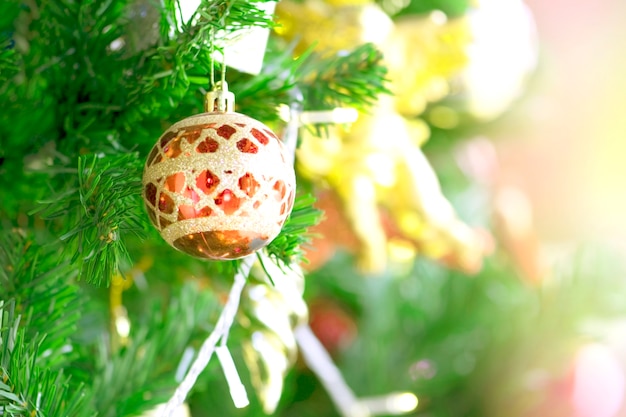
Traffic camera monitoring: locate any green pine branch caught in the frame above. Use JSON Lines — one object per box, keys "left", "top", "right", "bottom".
{"left": 0, "top": 300, "right": 94, "bottom": 417}
{"left": 0, "top": 230, "right": 83, "bottom": 373}
{"left": 229, "top": 42, "right": 303, "bottom": 123}
{"left": 124, "top": 0, "right": 278, "bottom": 127}
{"left": 90, "top": 282, "right": 218, "bottom": 417}
{"left": 33, "top": 153, "right": 146, "bottom": 287}
{"left": 183, "top": 0, "right": 277, "bottom": 34}
{"left": 298, "top": 43, "right": 390, "bottom": 112}
{"left": 0, "top": 38, "right": 18, "bottom": 90}
{"left": 229, "top": 40, "right": 390, "bottom": 124}
{"left": 266, "top": 193, "right": 322, "bottom": 265}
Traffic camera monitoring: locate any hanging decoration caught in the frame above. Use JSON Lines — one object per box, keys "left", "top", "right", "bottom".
{"left": 275, "top": 0, "right": 394, "bottom": 56}
{"left": 142, "top": 82, "right": 296, "bottom": 260}
{"left": 297, "top": 100, "right": 488, "bottom": 273}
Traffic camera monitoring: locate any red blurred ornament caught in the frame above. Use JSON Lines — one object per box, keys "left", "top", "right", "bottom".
{"left": 309, "top": 298, "right": 357, "bottom": 355}
{"left": 142, "top": 84, "right": 296, "bottom": 260}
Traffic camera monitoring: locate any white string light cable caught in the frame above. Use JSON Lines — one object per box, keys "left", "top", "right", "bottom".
{"left": 160, "top": 255, "right": 255, "bottom": 417}
{"left": 278, "top": 104, "right": 359, "bottom": 128}
{"left": 293, "top": 299, "right": 418, "bottom": 417}
{"left": 294, "top": 324, "right": 369, "bottom": 417}
{"left": 216, "top": 267, "right": 250, "bottom": 410}
{"left": 281, "top": 99, "right": 418, "bottom": 417}
{"left": 281, "top": 89, "right": 304, "bottom": 165}
{"left": 216, "top": 343, "right": 249, "bottom": 408}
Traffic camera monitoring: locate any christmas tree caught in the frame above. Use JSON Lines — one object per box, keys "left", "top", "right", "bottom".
{"left": 2, "top": 1, "right": 626, "bottom": 416}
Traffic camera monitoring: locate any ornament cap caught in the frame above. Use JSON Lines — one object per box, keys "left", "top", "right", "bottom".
{"left": 205, "top": 81, "right": 235, "bottom": 113}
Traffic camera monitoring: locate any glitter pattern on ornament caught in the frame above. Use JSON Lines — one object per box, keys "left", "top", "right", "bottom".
{"left": 143, "top": 112, "right": 295, "bottom": 260}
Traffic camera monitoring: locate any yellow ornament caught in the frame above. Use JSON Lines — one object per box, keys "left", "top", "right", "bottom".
{"left": 383, "top": 12, "right": 472, "bottom": 117}
{"left": 275, "top": 0, "right": 393, "bottom": 55}
{"left": 297, "top": 99, "right": 487, "bottom": 273}
{"left": 275, "top": 0, "right": 488, "bottom": 272}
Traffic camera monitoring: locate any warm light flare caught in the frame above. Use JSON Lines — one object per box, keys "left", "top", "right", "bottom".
{"left": 358, "top": 392, "right": 419, "bottom": 415}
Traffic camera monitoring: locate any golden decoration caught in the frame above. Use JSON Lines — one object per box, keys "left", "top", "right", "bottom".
{"left": 297, "top": 100, "right": 488, "bottom": 273}
{"left": 109, "top": 256, "right": 154, "bottom": 350}
{"left": 384, "top": 12, "right": 471, "bottom": 117}
{"left": 142, "top": 111, "right": 296, "bottom": 260}
{"left": 275, "top": 0, "right": 393, "bottom": 55}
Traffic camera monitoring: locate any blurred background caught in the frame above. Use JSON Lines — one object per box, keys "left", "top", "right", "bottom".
{"left": 497, "top": 0, "right": 626, "bottom": 248}
{"left": 266, "top": 0, "right": 626, "bottom": 416}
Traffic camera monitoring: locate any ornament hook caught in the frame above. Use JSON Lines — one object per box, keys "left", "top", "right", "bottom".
{"left": 205, "top": 81, "right": 235, "bottom": 113}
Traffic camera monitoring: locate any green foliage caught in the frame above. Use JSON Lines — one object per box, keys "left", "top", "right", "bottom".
{"left": 298, "top": 43, "right": 389, "bottom": 112}
{"left": 0, "top": 230, "right": 83, "bottom": 371}
{"left": 0, "top": 301, "right": 94, "bottom": 417}
{"left": 180, "top": 0, "right": 277, "bottom": 33}
{"left": 230, "top": 42, "right": 303, "bottom": 123}
{"left": 34, "top": 153, "right": 145, "bottom": 286}
{"left": 89, "top": 282, "right": 218, "bottom": 417}
{"left": 0, "top": 226, "right": 225, "bottom": 416}
{"left": 0, "top": 256, "right": 220, "bottom": 417}
{"left": 277, "top": 243, "right": 626, "bottom": 417}
{"left": 124, "top": 0, "right": 278, "bottom": 128}
{"left": 0, "top": 38, "right": 18, "bottom": 87}
{"left": 10, "top": 0, "right": 135, "bottom": 150}
{"left": 227, "top": 40, "right": 391, "bottom": 126}
{"left": 266, "top": 193, "right": 323, "bottom": 265}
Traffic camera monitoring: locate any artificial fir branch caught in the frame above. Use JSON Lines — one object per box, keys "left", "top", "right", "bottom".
{"left": 0, "top": 231, "right": 82, "bottom": 372}
{"left": 90, "top": 282, "right": 218, "bottom": 417}
{"left": 187, "top": 0, "right": 277, "bottom": 34}
{"left": 229, "top": 41, "right": 389, "bottom": 125}
{"left": 125, "top": 0, "right": 278, "bottom": 127}
{"left": 0, "top": 300, "right": 95, "bottom": 417}
{"left": 266, "top": 193, "right": 322, "bottom": 265}
{"left": 299, "top": 43, "right": 390, "bottom": 112}
{"left": 34, "top": 153, "right": 145, "bottom": 286}
{"left": 230, "top": 42, "right": 305, "bottom": 123}
{"left": 0, "top": 38, "right": 18, "bottom": 89}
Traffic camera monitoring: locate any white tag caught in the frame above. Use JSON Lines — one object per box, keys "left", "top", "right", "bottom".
{"left": 213, "top": 2, "right": 276, "bottom": 75}
{"left": 177, "top": 1, "right": 275, "bottom": 75}
{"left": 176, "top": 0, "right": 201, "bottom": 31}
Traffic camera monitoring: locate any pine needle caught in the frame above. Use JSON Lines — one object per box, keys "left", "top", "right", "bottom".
{"left": 33, "top": 153, "right": 146, "bottom": 287}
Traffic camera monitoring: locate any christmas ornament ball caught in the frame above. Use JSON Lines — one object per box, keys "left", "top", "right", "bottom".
{"left": 143, "top": 112, "right": 296, "bottom": 260}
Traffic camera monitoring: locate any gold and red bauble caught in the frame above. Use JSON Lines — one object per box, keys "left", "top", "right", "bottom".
{"left": 142, "top": 84, "right": 296, "bottom": 260}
